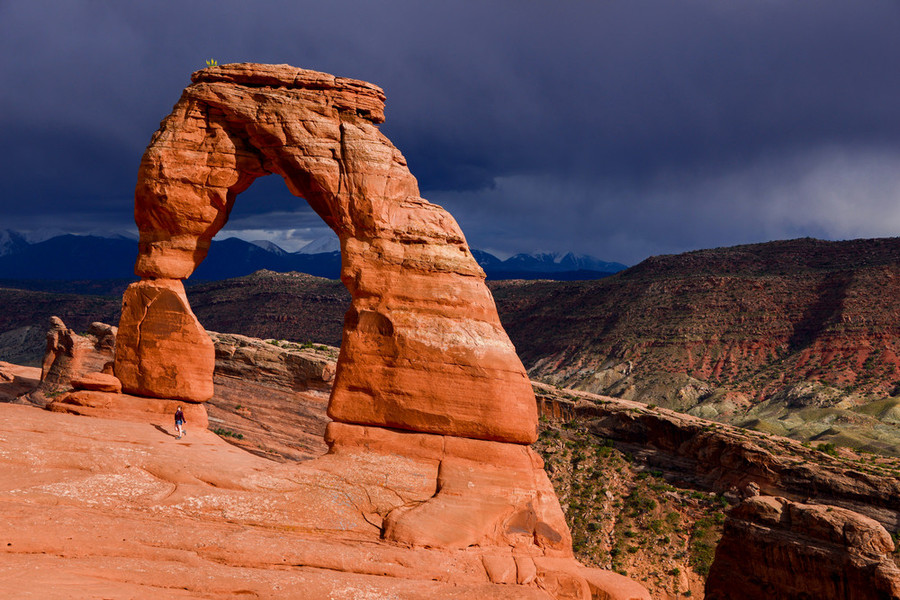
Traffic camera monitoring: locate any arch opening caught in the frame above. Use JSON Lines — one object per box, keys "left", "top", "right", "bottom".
{"left": 214, "top": 174, "right": 338, "bottom": 255}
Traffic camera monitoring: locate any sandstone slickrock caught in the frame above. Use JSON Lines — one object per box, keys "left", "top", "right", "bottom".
{"left": 705, "top": 496, "right": 900, "bottom": 599}
{"left": 48, "top": 389, "right": 209, "bottom": 429}
{"left": 0, "top": 405, "right": 653, "bottom": 599}
{"left": 124, "top": 62, "right": 536, "bottom": 443}
{"left": 114, "top": 279, "right": 214, "bottom": 402}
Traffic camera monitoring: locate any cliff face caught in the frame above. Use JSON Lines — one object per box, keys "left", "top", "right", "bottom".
{"left": 491, "top": 237, "right": 900, "bottom": 454}
{"left": 706, "top": 496, "right": 900, "bottom": 600}
{"left": 533, "top": 385, "right": 900, "bottom": 532}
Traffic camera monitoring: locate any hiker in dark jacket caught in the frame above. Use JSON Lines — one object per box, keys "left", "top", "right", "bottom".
{"left": 175, "top": 406, "right": 186, "bottom": 439}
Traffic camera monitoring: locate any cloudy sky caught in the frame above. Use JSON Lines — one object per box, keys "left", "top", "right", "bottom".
{"left": 2, "top": 1, "right": 899, "bottom": 264}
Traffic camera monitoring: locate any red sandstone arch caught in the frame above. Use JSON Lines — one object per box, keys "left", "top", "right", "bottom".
{"left": 115, "top": 64, "right": 537, "bottom": 444}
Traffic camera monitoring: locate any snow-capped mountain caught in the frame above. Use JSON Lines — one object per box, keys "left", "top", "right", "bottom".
{"left": 0, "top": 230, "right": 29, "bottom": 257}
{"left": 296, "top": 235, "right": 340, "bottom": 254}
{"left": 249, "top": 240, "right": 289, "bottom": 255}
{"left": 502, "top": 252, "right": 627, "bottom": 274}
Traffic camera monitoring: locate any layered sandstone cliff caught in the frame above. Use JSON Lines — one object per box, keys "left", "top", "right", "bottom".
{"left": 491, "top": 237, "right": 900, "bottom": 454}
{"left": 706, "top": 496, "right": 900, "bottom": 599}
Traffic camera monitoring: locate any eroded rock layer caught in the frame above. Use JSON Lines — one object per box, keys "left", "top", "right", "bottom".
{"left": 705, "top": 496, "right": 900, "bottom": 600}
{"left": 123, "top": 62, "right": 535, "bottom": 443}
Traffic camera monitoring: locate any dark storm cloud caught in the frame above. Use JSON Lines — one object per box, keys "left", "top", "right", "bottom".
{"left": 1, "top": 1, "right": 899, "bottom": 262}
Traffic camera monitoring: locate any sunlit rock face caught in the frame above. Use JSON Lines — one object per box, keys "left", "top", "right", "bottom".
{"left": 115, "top": 279, "right": 214, "bottom": 402}
{"left": 118, "top": 63, "right": 536, "bottom": 443}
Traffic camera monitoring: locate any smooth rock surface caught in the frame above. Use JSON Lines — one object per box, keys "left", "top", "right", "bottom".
{"left": 0, "top": 404, "right": 648, "bottom": 599}
{"left": 71, "top": 372, "right": 122, "bottom": 393}
{"left": 48, "top": 390, "right": 209, "bottom": 429}
{"left": 323, "top": 421, "right": 572, "bottom": 553}
{"left": 0, "top": 361, "right": 40, "bottom": 402}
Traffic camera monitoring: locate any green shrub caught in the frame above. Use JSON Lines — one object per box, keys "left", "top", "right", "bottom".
{"left": 213, "top": 427, "right": 244, "bottom": 440}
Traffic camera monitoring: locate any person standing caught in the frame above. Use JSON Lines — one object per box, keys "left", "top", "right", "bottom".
{"left": 174, "top": 406, "right": 186, "bottom": 439}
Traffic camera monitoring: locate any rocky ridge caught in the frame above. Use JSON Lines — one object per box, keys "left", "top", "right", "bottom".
{"left": 490, "top": 236, "right": 900, "bottom": 455}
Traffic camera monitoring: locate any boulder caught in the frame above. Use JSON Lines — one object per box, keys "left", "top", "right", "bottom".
{"left": 41, "top": 316, "right": 113, "bottom": 389}
{"left": 71, "top": 372, "right": 122, "bottom": 393}
{"left": 705, "top": 495, "right": 900, "bottom": 599}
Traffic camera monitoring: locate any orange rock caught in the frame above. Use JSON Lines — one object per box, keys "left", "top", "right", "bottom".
{"left": 114, "top": 279, "right": 214, "bottom": 402}
{"left": 0, "top": 361, "right": 40, "bottom": 402}
{"left": 208, "top": 331, "right": 335, "bottom": 391}
{"left": 324, "top": 421, "right": 571, "bottom": 552}
{"left": 126, "top": 63, "right": 536, "bottom": 443}
{"left": 0, "top": 404, "right": 571, "bottom": 599}
{"left": 577, "top": 567, "right": 652, "bottom": 600}
{"left": 48, "top": 389, "right": 208, "bottom": 429}
{"left": 71, "top": 372, "right": 122, "bottom": 393}
{"left": 706, "top": 495, "right": 900, "bottom": 599}
{"left": 40, "top": 316, "right": 114, "bottom": 390}
{"left": 40, "top": 63, "right": 656, "bottom": 595}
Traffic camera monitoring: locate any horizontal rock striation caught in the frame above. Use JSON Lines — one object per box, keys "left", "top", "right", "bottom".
{"left": 208, "top": 331, "right": 335, "bottom": 391}
{"left": 491, "top": 237, "right": 900, "bottom": 451}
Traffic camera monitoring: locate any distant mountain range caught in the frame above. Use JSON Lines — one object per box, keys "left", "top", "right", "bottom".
{"left": 0, "top": 230, "right": 626, "bottom": 282}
